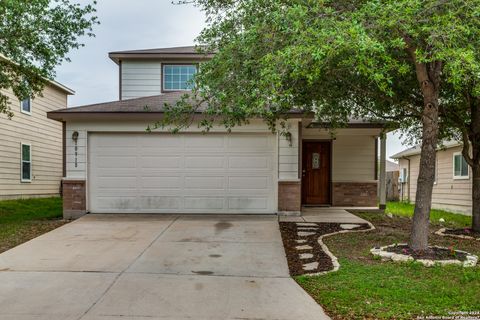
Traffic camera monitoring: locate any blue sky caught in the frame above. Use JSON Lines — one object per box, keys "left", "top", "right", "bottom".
{"left": 54, "top": 0, "right": 411, "bottom": 160}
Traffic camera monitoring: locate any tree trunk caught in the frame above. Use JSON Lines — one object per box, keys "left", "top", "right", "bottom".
{"left": 470, "top": 99, "right": 480, "bottom": 232}
{"left": 408, "top": 62, "right": 441, "bottom": 251}
{"left": 473, "top": 163, "right": 480, "bottom": 232}
{"left": 409, "top": 103, "right": 439, "bottom": 250}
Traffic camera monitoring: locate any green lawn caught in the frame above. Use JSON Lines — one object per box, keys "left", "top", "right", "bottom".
{"left": 386, "top": 201, "right": 471, "bottom": 228}
{"left": 0, "top": 197, "right": 66, "bottom": 253}
{"left": 297, "top": 203, "right": 480, "bottom": 320}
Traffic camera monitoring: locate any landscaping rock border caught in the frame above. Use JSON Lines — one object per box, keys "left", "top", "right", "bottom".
{"left": 370, "top": 243, "right": 478, "bottom": 267}
{"left": 435, "top": 228, "right": 480, "bottom": 241}
{"left": 279, "top": 221, "right": 375, "bottom": 276}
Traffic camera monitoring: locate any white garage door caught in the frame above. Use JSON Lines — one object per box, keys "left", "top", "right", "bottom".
{"left": 88, "top": 133, "right": 277, "bottom": 214}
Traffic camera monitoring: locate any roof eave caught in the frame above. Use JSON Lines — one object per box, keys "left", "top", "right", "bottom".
{"left": 108, "top": 53, "right": 214, "bottom": 65}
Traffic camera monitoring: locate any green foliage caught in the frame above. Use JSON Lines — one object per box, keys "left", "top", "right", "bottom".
{"left": 0, "top": 197, "right": 64, "bottom": 252}
{"left": 162, "top": 0, "right": 480, "bottom": 137}
{"left": 0, "top": 0, "right": 98, "bottom": 118}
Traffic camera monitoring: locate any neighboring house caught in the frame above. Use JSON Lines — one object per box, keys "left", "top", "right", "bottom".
{"left": 392, "top": 142, "right": 472, "bottom": 215}
{"left": 386, "top": 160, "right": 399, "bottom": 173}
{"left": 47, "top": 46, "right": 389, "bottom": 218}
{"left": 0, "top": 81, "right": 74, "bottom": 199}
{"left": 384, "top": 160, "right": 400, "bottom": 201}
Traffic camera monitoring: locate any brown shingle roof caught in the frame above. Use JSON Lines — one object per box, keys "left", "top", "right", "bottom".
{"left": 49, "top": 92, "right": 200, "bottom": 114}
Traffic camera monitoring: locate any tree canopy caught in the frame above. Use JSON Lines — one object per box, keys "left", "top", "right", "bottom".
{"left": 163, "top": 0, "right": 479, "bottom": 135}
{"left": 0, "top": 0, "right": 98, "bottom": 117}
{"left": 162, "top": 0, "right": 480, "bottom": 248}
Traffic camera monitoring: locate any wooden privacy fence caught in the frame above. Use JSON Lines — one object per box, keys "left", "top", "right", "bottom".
{"left": 386, "top": 171, "right": 399, "bottom": 201}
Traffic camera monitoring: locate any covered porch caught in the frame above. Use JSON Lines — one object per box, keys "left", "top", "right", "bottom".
{"left": 277, "top": 118, "right": 388, "bottom": 215}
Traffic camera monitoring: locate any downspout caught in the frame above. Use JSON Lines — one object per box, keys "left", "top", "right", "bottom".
{"left": 402, "top": 156, "right": 411, "bottom": 202}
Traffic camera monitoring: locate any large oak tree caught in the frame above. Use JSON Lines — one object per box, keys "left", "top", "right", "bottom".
{"left": 0, "top": 0, "right": 98, "bottom": 117}
{"left": 161, "top": 0, "right": 480, "bottom": 250}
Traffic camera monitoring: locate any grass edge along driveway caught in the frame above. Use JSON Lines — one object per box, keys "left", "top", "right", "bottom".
{"left": 0, "top": 197, "right": 66, "bottom": 253}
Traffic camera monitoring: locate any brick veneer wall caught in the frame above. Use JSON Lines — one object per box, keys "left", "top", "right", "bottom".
{"left": 278, "top": 180, "right": 301, "bottom": 213}
{"left": 62, "top": 179, "right": 86, "bottom": 219}
{"left": 332, "top": 182, "right": 378, "bottom": 207}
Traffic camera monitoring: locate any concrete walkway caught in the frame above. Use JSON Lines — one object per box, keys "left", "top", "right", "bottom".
{"left": 279, "top": 207, "right": 370, "bottom": 224}
{"left": 0, "top": 214, "right": 329, "bottom": 320}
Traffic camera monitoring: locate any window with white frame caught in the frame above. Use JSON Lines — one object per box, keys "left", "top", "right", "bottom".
{"left": 21, "top": 97, "right": 31, "bottom": 114}
{"left": 453, "top": 152, "right": 469, "bottom": 179}
{"left": 21, "top": 143, "right": 32, "bottom": 182}
{"left": 163, "top": 64, "right": 197, "bottom": 91}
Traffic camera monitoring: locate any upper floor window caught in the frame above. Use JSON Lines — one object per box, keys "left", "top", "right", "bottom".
{"left": 21, "top": 143, "right": 32, "bottom": 182}
{"left": 21, "top": 97, "right": 31, "bottom": 114}
{"left": 163, "top": 64, "right": 197, "bottom": 91}
{"left": 453, "top": 152, "right": 469, "bottom": 179}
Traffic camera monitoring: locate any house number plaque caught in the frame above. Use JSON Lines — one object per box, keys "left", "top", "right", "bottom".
{"left": 312, "top": 153, "right": 320, "bottom": 169}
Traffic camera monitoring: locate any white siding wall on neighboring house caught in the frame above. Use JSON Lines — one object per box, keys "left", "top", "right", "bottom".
{"left": 121, "top": 60, "right": 162, "bottom": 100}
{"left": 301, "top": 124, "right": 379, "bottom": 182}
{"left": 398, "top": 146, "right": 472, "bottom": 215}
{"left": 0, "top": 86, "right": 67, "bottom": 199}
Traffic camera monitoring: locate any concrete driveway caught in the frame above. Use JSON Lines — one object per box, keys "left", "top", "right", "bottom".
{"left": 0, "top": 214, "right": 329, "bottom": 320}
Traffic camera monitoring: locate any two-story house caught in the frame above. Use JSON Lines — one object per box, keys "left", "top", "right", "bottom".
{"left": 0, "top": 81, "right": 74, "bottom": 200}
{"left": 47, "top": 46, "right": 389, "bottom": 219}
{"left": 393, "top": 142, "right": 472, "bottom": 215}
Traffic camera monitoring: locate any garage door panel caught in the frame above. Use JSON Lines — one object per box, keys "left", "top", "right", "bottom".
{"left": 139, "top": 196, "right": 181, "bottom": 210}
{"left": 140, "top": 156, "right": 182, "bottom": 168}
{"left": 184, "top": 197, "right": 225, "bottom": 210}
{"left": 95, "top": 156, "right": 136, "bottom": 169}
{"left": 140, "top": 176, "right": 182, "bottom": 189}
{"left": 184, "top": 135, "right": 225, "bottom": 148}
{"left": 228, "top": 156, "right": 272, "bottom": 170}
{"left": 96, "top": 177, "right": 137, "bottom": 189}
{"left": 228, "top": 176, "right": 271, "bottom": 190}
{"left": 94, "top": 135, "right": 138, "bottom": 147}
{"left": 228, "top": 197, "right": 269, "bottom": 210}
{"left": 184, "top": 176, "right": 225, "bottom": 189}
{"left": 141, "top": 135, "right": 181, "bottom": 147}
{"left": 89, "top": 133, "right": 276, "bottom": 214}
{"left": 227, "top": 135, "right": 274, "bottom": 150}
{"left": 94, "top": 196, "right": 138, "bottom": 210}
{"left": 184, "top": 156, "right": 226, "bottom": 169}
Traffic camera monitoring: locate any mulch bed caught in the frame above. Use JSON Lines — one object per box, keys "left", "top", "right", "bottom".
{"left": 279, "top": 222, "right": 370, "bottom": 276}
{"left": 442, "top": 228, "right": 480, "bottom": 240}
{"left": 385, "top": 244, "right": 469, "bottom": 261}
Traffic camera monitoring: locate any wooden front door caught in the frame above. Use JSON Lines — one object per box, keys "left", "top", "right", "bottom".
{"left": 302, "top": 141, "right": 331, "bottom": 205}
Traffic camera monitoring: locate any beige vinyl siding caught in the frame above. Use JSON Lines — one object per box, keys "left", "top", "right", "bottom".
{"left": 121, "top": 61, "right": 162, "bottom": 100}
{"left": 278, "top": 120, "right": 300, "bottom": 180}
{"left": 399, "top": 146, "right": 472, "bottom": 215}
{"left": 0, "top": 85, "right": 67, "bottom": 199}
{"left": 302, "top": 122, "right": 380, "bottom": 182}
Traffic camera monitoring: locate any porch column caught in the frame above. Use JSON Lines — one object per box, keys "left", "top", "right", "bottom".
{"left": 379, "top": 135, "right": 387, "bottom": 210}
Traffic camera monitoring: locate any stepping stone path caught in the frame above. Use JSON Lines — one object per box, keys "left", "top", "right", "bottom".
{"left": 340, "top": 224, "right": 361, "bottom": 230}
{"left": 294, "top": 222, "right": 321, "bottom": 272}
{"left": 300, "top": 253, "right": 314, "bottom": 259}
{"left": 297, "top": 231, "right": 316, "bottom": 237}
{"left": 296, "top": 245, "right": 313, "bottom": 250}
{"left": 303, "top": 261, "right": 319, "bottom": 271}
{"left": 296, "top": 223, "right": 318, "bottom": 227}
